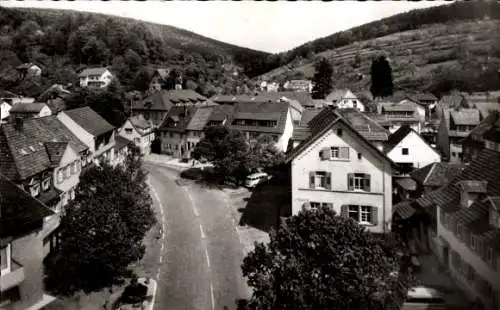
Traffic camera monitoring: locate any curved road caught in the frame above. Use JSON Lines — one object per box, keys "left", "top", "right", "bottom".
{"left": 144, "top": 163, "right": 250, "bottom": 310}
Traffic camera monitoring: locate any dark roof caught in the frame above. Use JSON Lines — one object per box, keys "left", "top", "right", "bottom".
{"left": 207, "top": 104, "right": 235, "bottom": 123}
{"left": 114, "top": 135, "right": 132, "bottom": 151}
{"left": 384, "top": 125, "right": 413, "bottom": 153}
{"left": 459, "top": 180, "right": 488, "bottom": 193}
{"left": 212, "top": 93, "right": 304, "bottom": 113}
{"left": 0, "top": 116, "right": 88, "bottom": 180}
{"left": 134, "top": 89, "right": 208, "bottom": 111}
{"left": 465, "top": 111, "right": 500, "bottom": 143}
{"left": 299, "top": 108, "right": 322, "bottom": 126}
{"left": 411, "top": 93, "right": 438, "bottom": 103}
{"left": 410, "top": 162, "right": 466, "bottom": 188}
{"left": 129, "top": 115, "right": 153, "bottom": 131}
{"left": 449, "top": 109, "right": 480, "bottom": 126}
{"left": 37, "top": 84, "right": 72, "bottom": 102}
{"left": 45, "top": 98, "right": 67, "bottom": 114}
{"left": 276, "top": 92, "right": 315, "bottom": 108}
{"left": 335, "top": 108, "right": 389, "bottom": 141}
{"left": 159, "top": 106, "right": 197, "bottom": 133}
{"left": 393, "top": 200, "right": 417, "bottom": 220}
{"left": 186, "top": 106, "right": 216, "bottom": 131}
{"left": 483, "top": 126, "right": 500, "bottom": 143}
{"left": 63, "top": 106, "right": 115, "bottom": 136}
{"left": 439, "top": 94, "right": 469, "bottom": 109}
{"left": 10, "top": 103, "right": 47, "bottom": 113}
{"left": 229, "top": 101, "right": 290, "bottom": 134}
{"left": 44, "top": 141, "right": 69, "bottom": 164}
{"left": 395, "top": 177, "right": 417, "bottom": 191}
{"left": 78, "top": 67, "right": 109, "bottom": 77}
{"left": 292, "top": 126, "right": 311, "bottom": 141}
{"left": 0, "top": 173, "right": 54, "bottom": 238}
{"left": 286, "top": 106, "right": 393, "bottom": 165}
{"left": 471, "top": 101, "right": 500, "bottom": 119}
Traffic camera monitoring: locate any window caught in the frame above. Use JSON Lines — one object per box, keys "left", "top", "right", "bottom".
{"left": 76, "top": 160, "right": 81, "bottom": 172}
{"left": 466, "top": 264, "right": 476, "bottom": 283}
{"left": 82, "top": 155, "right": 87, "bottom": 167}
{"left": 309, "top": 171, "right": 331, "bottom": 189}
{"left": 70, "top": 188, "right": 75, "bottom": 200}
{"left": 348, "top": 173, "right": 371, "bottom": 191}
{"left": 310, "top": 202, "right": 333, "bottom": 209}
{"left": 70, "top": 162, "right": 76, "bottom": 174}
{"left": 57, "top": 170, "right": 63, "bottom": 183}
{"left": 322, "top": 146, "right": 349, "bottom": 160}
{"left": 125, "top": 128, "right": 133, "bottom": 134}
{"left": 457, "top": 222, "right": 463, "bottom": 239}
{"left": 42, "top": 177, "right": 50, "bottom": 191}
{"left": 30, "top": 183, "right": 40, "bottom": 197}
{"left": 471, "top": 234, "right": 477, "bottom": 250}
{"left": 1, "top": 244, "right": 11, "bottom": 275}
{"left": 487, "top": 247, "right": 494, "bottom": 264}
{"left": 342, "top": 205, "right": 377, "bottom": 225}
{"left": 402, "top": 148, "right": 409, "bottom": 155}
{"left": 337, "top": 128, "right": 343, "bottom": 137}
{"left": 63, "top": 166, "right": 70, "bottom": 178}
{"left": 134, "top": 138, "right": 140, "bottom": 145}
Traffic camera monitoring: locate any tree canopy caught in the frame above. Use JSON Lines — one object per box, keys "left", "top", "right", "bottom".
{"left": 370, "top": 55, "right": 394, "bottom": 98}
{"left": 44, "top": 147, "right": 156, "bottom": 295}
{"left": 239, "top": 206, "right": 413, "bottom": 310}
{"left": 311, "top": 58, "right": 333, "bottom": 99}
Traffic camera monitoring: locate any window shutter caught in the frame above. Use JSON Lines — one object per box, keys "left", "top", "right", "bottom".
{"left": 340, "top": 147, "right": 349, "bottom": 159}
{"left": 371, "top": 207, "right": 379, "bottom": 225}
{"left": 320, "top": 148, "right": 329, "bottom": 160}
{"left": 325, "top": 203, "right": 333, "bottom": 210}
{"left": 341, "top": 205, "right": 348, "bottom": 217}
{"left": 347, "top": 173, "right": 354, "bottom": 190}
{"left": 364, "top": 174, "right": 371, "bottom": 192}
{"left": 309, "top": 172, "right": 315, "bottom": 189}
{"left": 326, "top": 172, "right": 332, "bottom": 189}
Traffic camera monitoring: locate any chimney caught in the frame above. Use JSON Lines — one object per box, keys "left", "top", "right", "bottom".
{"left": 14, "top": 117, "right": 23, "bottom": 130}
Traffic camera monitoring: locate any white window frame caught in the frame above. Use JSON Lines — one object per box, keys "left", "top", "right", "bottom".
{"left": 42, "top": 177, "right": 50, "bottom": 191}
{"left": 57, "top": 169, "right": 63, "bottom": 183}
{"left": 353, "top": 173, "right": 369, "bottom": 191}
{"left": 314, "top": 172, "right": 327, "bottom": 189}
{"left": 30, "top": 183, "right": 41, "bottom": 197}
{"left": 348, "top": 205, "right": 374, "bottom": 225}
{"left": 1, "top": 244, "right": 11, "bottom": 275}
{"left": 63, "top": 166, "right": 70, "bottom": 179}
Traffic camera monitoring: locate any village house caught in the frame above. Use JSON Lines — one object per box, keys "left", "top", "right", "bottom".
{"left": 407, "top": 92, "right": 439, "bottom": 119}
{"left": 437, "top": 108, "right": 481, "bottom": 162}
{"left": 203, "top": 104, "right": 235, "bottom": 128}
{"left": 1, "top": 101, "right": 11, "bottom": 124}
{"left": 375, "top": 98, "right": 422, "bottom": 133}
{"left": 159, "top": 104, "right": 217, "bottom": 158}
{"left": 78, "top": 67, "right": 114, "bottom": 88}
{"left": 37, "top": 84, "right": 72, "bottom": 114}
{"left": 229, "top": 101, "right": 294, "bottom": 152}
{"left": 133, "top": 89, "right": 210, "bottom": 127}
{"left": 283, "top": 79, "right": 313, "bottom": 93}
{"left": 149, "top": 68, "right": 170, "bottom": 93}
{"left": 117, "top": 115, "right": 155, "bottom": 155}
{"left": 285, "top": 106, "right": 393, "bottom": 233}
{"left": 8, "top": 103, "right": 52, "bottom": 121}
{"left": 258, "top": 80, "right": 279, "bottom": 92}
{"left": 462, "top": 111, "right": 500, "bottom": 163}
{"left": 57, "top": 107, "right": 116, "bottom": 167}
{"left": 15, "top": 63, "right": 42, "bottom": 80}
{"left": 0, "top": 174, "right": 57, "bottom": 310}
{"left": 325, "top": 89, "right": 365, "bottom": 112}
{"left": 384, "top": 125, "right": 441, "bottom": 174}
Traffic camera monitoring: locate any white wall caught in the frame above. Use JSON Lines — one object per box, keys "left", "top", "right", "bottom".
{"left": 277, "top": 108, "right": 294, "bottom": 152}
{"left": 386, "top": 130, "right": 440, "bottom": 169}
{"left": 38, "top": 106, "right": 52, "bottom": 118}
{"left": 291, "top": 121, "right": 392, "bottom": 233}
{"left": 57, "top": 113, "right": 95, "bottom": 153}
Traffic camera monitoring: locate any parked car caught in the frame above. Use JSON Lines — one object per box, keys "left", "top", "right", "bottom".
{"left": 245, "top": 172, "right": 270, "bottom": 188}
{"left": 403, "top": 286, "right": 446, "bottom": 309}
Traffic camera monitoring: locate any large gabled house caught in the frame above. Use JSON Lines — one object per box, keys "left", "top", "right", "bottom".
{"left": 228, "top": 101, "right": 294, "bottom": 152}
{"left": 133, "top": 89, "right": 210, "bottom": 127}
{"left": 375, "top": 98, "right": 422, "bottom": 133}
{"left": 325, "top": 89, "right": 364, "bottom": 112}
{"left": 437, "top": 108, "right": 481, "bottom": 162}
{"left": 285, "top": 106, "right": 394, "bottom": 233}
{"left": 57, "top": 107, "right": 116, "bottom": 166}
{"left": 78, "top": 68, "right": 114, "bottom": 88}
{"left": 1, "top": 173, "right": 57, "bottom": 310}
{"left": 117, "top": 115, "right": 154, "bottom": 155}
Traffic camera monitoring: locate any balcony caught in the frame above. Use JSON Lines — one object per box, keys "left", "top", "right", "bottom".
{"left": 0, "top": 259, "right": 25, "bottom": 292}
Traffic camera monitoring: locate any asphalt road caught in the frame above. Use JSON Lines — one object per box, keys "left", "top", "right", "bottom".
{"left": 144, "top": 163, "right": 250, "bottom": 310}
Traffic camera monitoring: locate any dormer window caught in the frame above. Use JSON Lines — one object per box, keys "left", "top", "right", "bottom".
{"left": 459, "top": 181, "right": 488, "bottom": 208}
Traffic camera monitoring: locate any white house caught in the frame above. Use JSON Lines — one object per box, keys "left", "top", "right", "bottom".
{"left": 286, "top": 106, "right": 393, "bottom": 233}
{"left": 325, "top": 89, "right": 365, "bottom": 112}
{"left": 78, "top": 68, "right": 114, "bottom": 88}
{"left": 118, "top": 115, "right": 155, "bottom": 155}
{"left": 283, "top": 80, "right": 313, "bottom": 93}
{"left": 9, "top": 103, "right": 52, "bottom": 120}
{"left": 384, "top": 125, "right": 441, "bottom": 172}
{"left": 57, "top": 106, "right": 117, "bottom": 166}
{"left": 1, "top": 100, "right": 11, "bottom": 123}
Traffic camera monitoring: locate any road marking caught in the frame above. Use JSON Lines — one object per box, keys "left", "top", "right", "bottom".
{"left": 159, "top": 255, "right": 163, "bottom": 263}
{"left": 160, "top": 243, "right": 164, "bottom": 251}
{"left": 199, "top": 223, "right": 206, "bottom": 239}
{"left": 193, "top": 205, "right": 199, "bottom": 217}
{"left": 210, "top": 282, "right": 215, "bottom": 310}
{"left": 205, "top": 248, "right": 211, "bottom": 268}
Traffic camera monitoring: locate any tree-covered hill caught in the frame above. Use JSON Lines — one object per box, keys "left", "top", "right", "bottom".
{"left": 0, "top": 6, "right": 269, "bottom": 95}
{"left": 249, "top": 1, "right": 500, "bottom": 96}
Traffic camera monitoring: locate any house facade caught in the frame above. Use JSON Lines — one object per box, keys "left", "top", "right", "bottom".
{"left": 8, "top": 103, "right": 52, "bottom": 121}
{"left": 78, "top": 68, "right": 114, "bottom": 88}
{"left": 376, "top": 99, "right": 422, "bottom": 133}
{"left": 283, "top": 80, "right": 313, "bottom": 93}
{"left": 149, "top": 68, "right": 170, "bottom": 93}
{"left": 1, "top": 174, "right": 57, "bottom": 310}
{"left": 384, "top": 125, "right": 441, "bottom": 173}
{"left": 118, "top": 115, "right": 154, "bottom": 155}
{"left": 57, "top": 107, "right": 116, "bottom": 166}
{"left": 325, "top": 89, "right": 365, "bottom": 112}
{"left": 287, "top": 107, "right": 393, "bottom": 233}
{"left": 15, "top": 63, "right": 42, "bottom": 79}
{"left": 437, "top": 108, "right": 480, "bottom": 162}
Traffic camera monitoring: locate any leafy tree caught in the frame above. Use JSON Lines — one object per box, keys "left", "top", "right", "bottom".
{"left": 132, "top": 68, "right": 151, "bottom": 92}
{"left": 163, "top": 69, "right": 182, "bottom": 90}
{"left": 370, "top": 55, "right": 394, "bottom": 98}
{"left": 81, "top": 36, "right": 110, "bottom": 65}
{"left": 239, "top": 206, "right": 413, "bottom": 310}
{"left": 246, "top": 134, "right": 285, "bottom": 174}
{"left": 311, "top": 58, "right": 333, "bottom": 99}
{"left": 45, "top": 148, "right": 155, "bottom": 295}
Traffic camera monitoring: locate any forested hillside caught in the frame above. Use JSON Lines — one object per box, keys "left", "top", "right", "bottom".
{"left": 0, "top": 6, "right": 269, "bottom": 96}
{"left": 249, "top": 1, "right": 500, "bottom": 95}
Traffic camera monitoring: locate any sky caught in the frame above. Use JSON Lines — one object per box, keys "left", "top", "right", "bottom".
{"left": 2, "top": 1, "right": 448, "bottom": 53}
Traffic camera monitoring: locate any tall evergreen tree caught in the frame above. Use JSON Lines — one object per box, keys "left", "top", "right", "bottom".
{"left": 370, "top": 55, "right": 394, "bottom": 98}
{"left": 311, "top": 58, "right": 333, "bottom": 99}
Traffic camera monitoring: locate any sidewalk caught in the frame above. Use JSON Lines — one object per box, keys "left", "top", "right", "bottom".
{"left": 144, "top": 154, "right": 212, "bottom": 170}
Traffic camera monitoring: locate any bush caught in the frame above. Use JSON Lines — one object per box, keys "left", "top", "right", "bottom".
{"left": 180, "top": 168, "right": 203, "bottom": 180}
